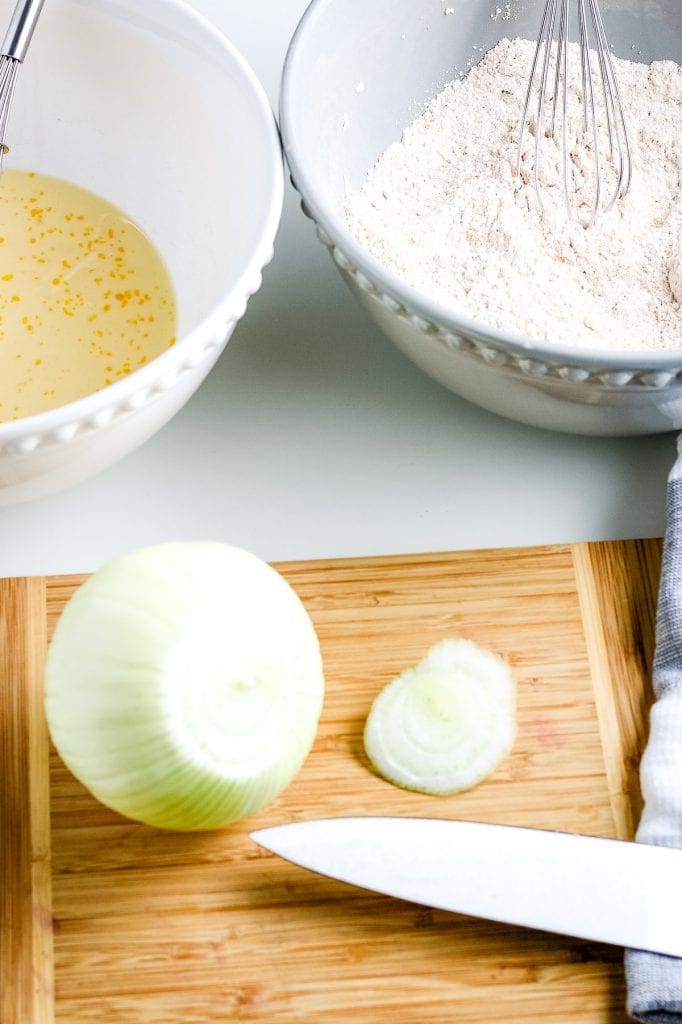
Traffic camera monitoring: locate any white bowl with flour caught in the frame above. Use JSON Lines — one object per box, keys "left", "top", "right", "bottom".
{"left": 281, "top": 0, "right": 681, "bottom": 436}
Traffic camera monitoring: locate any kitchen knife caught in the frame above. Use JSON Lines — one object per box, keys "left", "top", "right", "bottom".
{"left": 250, "top": 816, "right": 682, "bottom": 956}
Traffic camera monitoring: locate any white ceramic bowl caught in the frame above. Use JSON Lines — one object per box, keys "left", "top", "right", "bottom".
{"left": 281, "top": 0, "right": 682, "bottom": 436}
{"left": 0, "top": 0, "right": 283, "bottom": 503}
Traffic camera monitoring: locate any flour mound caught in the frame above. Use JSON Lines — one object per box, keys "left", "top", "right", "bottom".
{"left": 346, "top": 38, "right": 682, "bottom": 353}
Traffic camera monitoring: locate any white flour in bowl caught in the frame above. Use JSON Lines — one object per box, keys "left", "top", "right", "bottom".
{"left": 345, "top": 38, "right": 682, "bottom": 352}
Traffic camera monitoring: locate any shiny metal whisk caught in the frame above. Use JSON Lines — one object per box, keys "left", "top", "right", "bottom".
{"left": 516, "top": 0, "right": 632, "bottom": 228}
{"left": 0, "top": 0, "right": 46, "bottom": 172}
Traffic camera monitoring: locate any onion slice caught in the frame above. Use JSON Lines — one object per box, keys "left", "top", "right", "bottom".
{"left": 45, "top": 542, "right": 325, "bottom": 830}
{"left": 363, "top": 639, "right": 515, "bottom": 796}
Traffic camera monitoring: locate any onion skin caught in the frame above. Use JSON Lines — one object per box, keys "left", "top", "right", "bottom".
{"left": 45, "top": 542, "right": 325, "bottom": 831}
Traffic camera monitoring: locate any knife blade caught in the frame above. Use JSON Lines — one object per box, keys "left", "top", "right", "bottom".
{"left": 250, "top": 817, "right": 682, "bottom": 955}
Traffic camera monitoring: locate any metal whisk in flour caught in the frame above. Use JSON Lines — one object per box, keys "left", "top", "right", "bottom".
{"left": 346, "top": 38, "right": 681, "bottom": 352}
{"left": 518, "top": 0, "right": 632, "bottom": 227}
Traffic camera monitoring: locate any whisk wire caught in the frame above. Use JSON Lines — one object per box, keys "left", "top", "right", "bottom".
{"left": 515, "top": 0, "right": 554, "bottom": 187}
{"left": 589, "top": 0, "right": 632, "bottom": 206}
{"left": 559, "top": 0, "right": 570, "bottom": 211}
{"left": 517, "top": 0, "right": 632, "bottom": 227}
{"left": 578, "top": 0, "right": 603, "bottom": 225}
{"left": 0, "top": 0, "right": 46, "bottom": 175}
{"left": 0, "top": 56, "right": 19, "bottom": 174}
{"left": 549, "top": 0, "right": 565, "bottom": 137}
{"left": 532, "top": 0, "right": 561, "bottom": 215}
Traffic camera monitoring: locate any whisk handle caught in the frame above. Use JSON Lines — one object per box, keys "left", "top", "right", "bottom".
{"left": 1, "top": 0, "right": 46, "bottom": 62}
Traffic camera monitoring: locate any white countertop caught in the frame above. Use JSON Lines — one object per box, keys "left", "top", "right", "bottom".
{"left": 0, "top": 0, "right": 675, "bottom": 578}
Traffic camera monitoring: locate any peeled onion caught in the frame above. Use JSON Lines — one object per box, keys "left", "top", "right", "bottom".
{"left": 45, "top": 542, "right": 325, "bottom": 830}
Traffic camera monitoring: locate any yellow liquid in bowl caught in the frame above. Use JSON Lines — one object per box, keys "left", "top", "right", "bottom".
{"left": 0, "top": 170, "right": 176, "bottom": 423}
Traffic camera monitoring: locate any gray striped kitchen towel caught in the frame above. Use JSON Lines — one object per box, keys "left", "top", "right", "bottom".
{"left": 626, "top": 438, "right": 682, "bottom": 1022}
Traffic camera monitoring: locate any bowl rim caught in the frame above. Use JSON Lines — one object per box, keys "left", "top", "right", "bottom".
{"left": 0, "top": 0, "right": 284, "bottom": 441}
{"left": 280, "top": 0, "right": 682, "bottom": 372}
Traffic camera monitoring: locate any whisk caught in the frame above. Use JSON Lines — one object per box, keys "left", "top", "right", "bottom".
{"left": 516, "top": 0, "right": 632, "bottom": 228}
{"left": 0, "top": 0, "right": 46, "bottom": 172}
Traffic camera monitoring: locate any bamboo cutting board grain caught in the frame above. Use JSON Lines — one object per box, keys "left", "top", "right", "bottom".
{"left": 0, "top": 540, "right": 662, "bottom": 1023}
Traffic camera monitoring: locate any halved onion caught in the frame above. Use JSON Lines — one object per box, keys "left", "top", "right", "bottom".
{"left": 363, "top": 639, "right": 515, "bottom": 796}
{"left": 45, "top": 542, "right": 324, "bottom": 830}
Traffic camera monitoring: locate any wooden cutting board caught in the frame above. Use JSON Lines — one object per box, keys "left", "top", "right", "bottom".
{"left": 0, "top": 540, "right": 662, "bottom": 1024}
